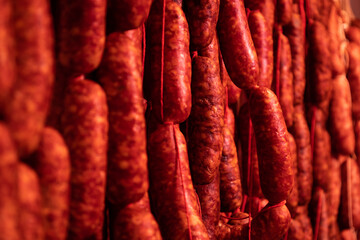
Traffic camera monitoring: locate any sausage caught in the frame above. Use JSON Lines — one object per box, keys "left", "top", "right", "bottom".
{"left": 251, "top": 204, "right": 291, "bottom": 240}
{"left": 217, "top": 219, "right": 248, "bottom": 240}
{"left": 109, "top": 193, "right": 162, "bottom": 240}
{"left": 97, "top": 29, "right": 149, "bottom": 207}
{"left": 225, "top": 107, "right": 236, "bottom": 139}
{"left": 277, "top": 32, "right": 294, "bottom": 128}
{"left": 57, "top": 0, "right": 105, "bottom": 75}
{"left": 244, "top": 0, "right": 275, "bottom": 31}
{"left": 276, "top": 0, "right": 292, "bottom": 25}
{"left": 329, "top": 75, "right": 355, "bottom": 155}
{"left": 346, "top": 26, "right": 360, "bottom": 45}
{"left": 328, "top": 217, "right": 341, "bottom": 240}
{"left": 287, "top": 219, "right": 305, "bottom": 240}
{"left": 198, "top": 35, "right": 220, "bottom": 70}
{"left": 219, "top": 55, "right": 241, "bottom": 105}
{"left": 324, "top": 156, "right": 341, "bottom": 222}
{"left": 18, "top": 163, "right": 44, "bottom": 240}
{"left": 34, "top": 127, "right": 71, "bottom": 240}
{"left": 244, "top": 197, "right": 268, "bottom": 216}
{"left": 346, "top": 42, "right": 360, "bottom": 120}
{"left": 309, "top": 21, "right": 332, "bottom": 109}
{"left": 106, "top": 0, "right": 153, "bottom": 32}
{"left": 248, "top": 86, "right": 294, "bottom": 204}
{"left": 218, "top": 0, "right": 259, "bottom": 90}
{"left": 148, "top": 123, "right": 209, "bottom": 240}
{"left": 309, "top": 188, "right": 329, "bottom": 240}
{"left": 238, "top": 104, "right": 263, "bottom": 198}
{"left": 291, "top": 105, "right": 312, "bottom": 206}
{"left": 0, "top": 123, "right": 19, "bottom": 240}
{"left": 194, "top": 172, "right": 220, "bottom": 240}
{"left": 0, "top": 0, "right": 15, "bottom": 115}
{"left": 295, "top": 206, "right": 313, "bottom": 240}
{"left": 286, "top": 133, "right": 298, "bottom": 217}
{"left": 248, "top": 10, "right": 273, "bottom": 88}
{"left": 283, "top": 9, "right": 306, "bottom": 105}
{"left": 355, "top": 120, "right": 360, "bottom": 162}
{"left": 61, "top": 77, "right": 108, "bottom": 240}
{"left": 220, "top": 127, "right": 242, "bottom": 212}
{"left": 313, "top": 123, "right": 331, "bottom": 191}
{"left": 228, "top": 212, "right": 250, "bottom": 226}
{"left": 339, "top": 157, "right": 360, "bottom": 229}
{"left": 146, "top": 0, "right": 192, "bottom": 123}
{"left": 340, "top": 229, "right": 357, "bottom": 240}
{"left": 5, "top": 0, "right": 54, "bottom": 157}
{"left": 188, "top": 56, "right": 225, "bottom": 185}
{"left": 184, "top": 0, "right": 220, "bottom": 50}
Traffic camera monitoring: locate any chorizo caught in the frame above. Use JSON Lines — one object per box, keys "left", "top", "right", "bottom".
{"left": 198, "top": 35, "right": 220, "bottom": 70}
{"left": 220, "top": 127, "right": 242, "bottom": 212}
{"left": 238, "top": 104, "right": 263, "bottom": 198}
{"left": 248, "top": 10, "right": 273, "bottom": 88}
{"left": 146, "top": 0, "right": 192, "bottom": 123}
{"left": 0, "top": 0, "right": 15, "bottom": 115}
{"left": 277, "top": 32, "right": 294, "bottom": 128}
{"left": 61, "top": 77, "right": 108, "bottom": 240}
{"left": 148, "top": 123, "right": 209, "bottom": 240}
{"left": 355, "top": 120, "right": 360, "bottom": 162}
{"left": 346, "top": 25, "right": 360, "bottom": 45}
{"left": 313, "top": 124, "right": 331, "bottom": 190}
{"left": 248, "top": 86, "right": 294, "bottom": 204}
{"left": 283, "top": 9, "right": 306, "bottom": 105}
{"left": 251, "top": 204, "right": 291, "bottom": 240}
{"left": 5, "top": 0, "right": 54, "bottom": 157}
{"left": 286, "top": 133, "right": 298, "bottom": 217}
{"left": 244, "top": 0, "right": 275, "bottom": 31}
{"left": 184, "top": 0, "right": 220, "bottom": 50}
{"left": 106, "top": 0, "right": 153, "bottom": 32}
{"left": 34, "top": 127, "right": 71, "bottom": 240}
{"left": 188, "top": 56, "right": 224, "bottom": 185}
{"left": 18, "top": 163, "right": 44, "bottom": 240}
{"left": 329, "top": 75, "right": 355, "bottom": 155}
{"left": 276, "top": 0, "right": 292, "bottom": 25}
{"left": 291, "top": 105, "right": 312, "bottom": 206}
{"left": 287, "top": 219, "right": 305, "bottom": 240}
{"left": 346, "top": 42, "right": 360, "bottom": 120}
{"left": 218, "top": 0, "right": 259, "bottom": 90}
{"left": 295, "top": 207, "right": 313, "bottom": 240}
{"left": 0, "top": 123, "right": 19, "bottom": 240}
{"left": 57, "top": 0, "right": 106, "bottom": 75}
{"left": 194, "top": 172, "right": 220, "bottom": 240}
{"left": 97, "top": 29, "right": 149, "bottom": 207}
{"left": 309, "top": 188, "right": 329, "bottom": 240}
{"left": 339, "top": 157, "right": 360, "bottom": 230}
{"left": 324, "top": 156, "right": 341, "bottom": 221}
{"left": 309, "top": 21, "right": 332, "bottom": 109}
{"left": 225, "top": 107, "right": 236, "bottom": 139}
{"left": 109, "top": 193, "right": 162, "bottom": 240}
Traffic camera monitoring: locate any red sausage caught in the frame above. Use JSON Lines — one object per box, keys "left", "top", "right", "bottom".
{"left": 146, "top": 0, "right": 192, "bottom": 123}
{"left": 148, "top": 123, "right": 210, "bottom": 240}
{"left": 248, "top": 86, "right": 294, "bottom": 204}
{"left": 0, "top": 123, "right": 19, "bottom": 240}
{"left": 218, "top": 0, "right": 259, "bottom": 90}
{"left": 34, "top": 127, "right": 71, "bottom": 240}
{"left": 5, "top": 0, "right": 54, "bottom": 157}
{"left": 57, "top": 0, "right": 106, "bottom": 75}
{"left": 61, "top": 77, "right": 108, "bottom": 240}
{"left": 346, "top": 42, "right": 360, "bottom": 120}
{"left": 248, "top": 10, "right": 273, "bottom": 88}
{"left": 98, "top": 29, "right": 149, "bottom": 207}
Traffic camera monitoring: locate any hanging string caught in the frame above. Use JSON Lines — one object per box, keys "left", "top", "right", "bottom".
{"left": 247, "top": 116, "right": 253, "bottom": 240}
{"left": 313, "top": 188, "right": 323, "bottom": 240}
{"left": 173, "top": 124, "right": 193, "bottom": 240}
{"left": 160, "top": 0, "right": 166, "bottom": 122}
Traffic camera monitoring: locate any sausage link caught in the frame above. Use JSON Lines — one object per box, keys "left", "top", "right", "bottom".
{"left": 34, "top": 127, "right": 71, "bottom": 240}
{"left": 148, "top": 123, "right": 209, "bottom": 240}
{"left": 5, "top": 0, "right": 54, "bottom": 157}
{"left": 61, "top": 77, "right": 108, "bottom": 240}
{"left": 251, "top": 204, "right": 291, "bottom": 240}
{"left": 346, "top": 42, "right": 360, "bottom": 120}
{"left": 283, "top": 10, "right": 306, "bottom": 105}
{"left": 248, "top": 10, "right": 273, "bottom": 88}
{"left": 218, "top": 0, "right": 259, "bottom": 90}
{"left": 98, "top": 29, "right": 149, "bottom": 207}
{"left": 346, "top": 26, "right": 360, "bottom": 46}
{"left": 57, "top": 0, "right": 106, "bottom": 75}
{"left": 188, "top": 56, "right": 225, "bottom": 185}
{"left": 309, "top": 188, "right": 329, "bottom": 239}
{"left": 184, "top": 0, "right": 219, "bottom": 50}
{"left": 146, "top": 0, "right": 192, "bottom": 123}
{"left": 18, "top": 163, "right": 44, "bottom": 240}
{"left": 220, "top": 127, "right": 242, "bottom": 212}
{"left": 295, "top": 207, "right": 313, "bottom": 240}
{"left": 109, "top": 193, "right": 162, "bottom": 240}
{"left": 248, "top": 87, "right": 294, "bottom": 204}
{"left": 291, "top": 105, "right": 312, "bottom": 206}
{"left": 329, "top": 75, "right": 355, "bottom": 155}
{"left": 106, "top": 0, "right": 153, "bottom": 32}
{"left": 0, "top": 123, "right": 19, "bottom": 240}
{"left": 287, "top": 219, "right": 305, "bottom": 240}
{"left": 325, "top": 156, "right": 341, "bottom": 222}
{"left": 277, "top": 32, "right": 294, "bottom": 128}
{"left": 286, "top": 133, "right": 298, "bottom": 217}
{"left": 0, "top": 0, "right": 15, "bottom": 114}
{"left": 309, "top": 21, "right": 332, "bottom": 110}
{"left": 194, "top": 172, "right": 220, "bottom": 240}
{"left": 244, "top": 0, "right": 275, "bottom": 31}
{"left": 276, "top": 0, "right": 292, "bottom": 25}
